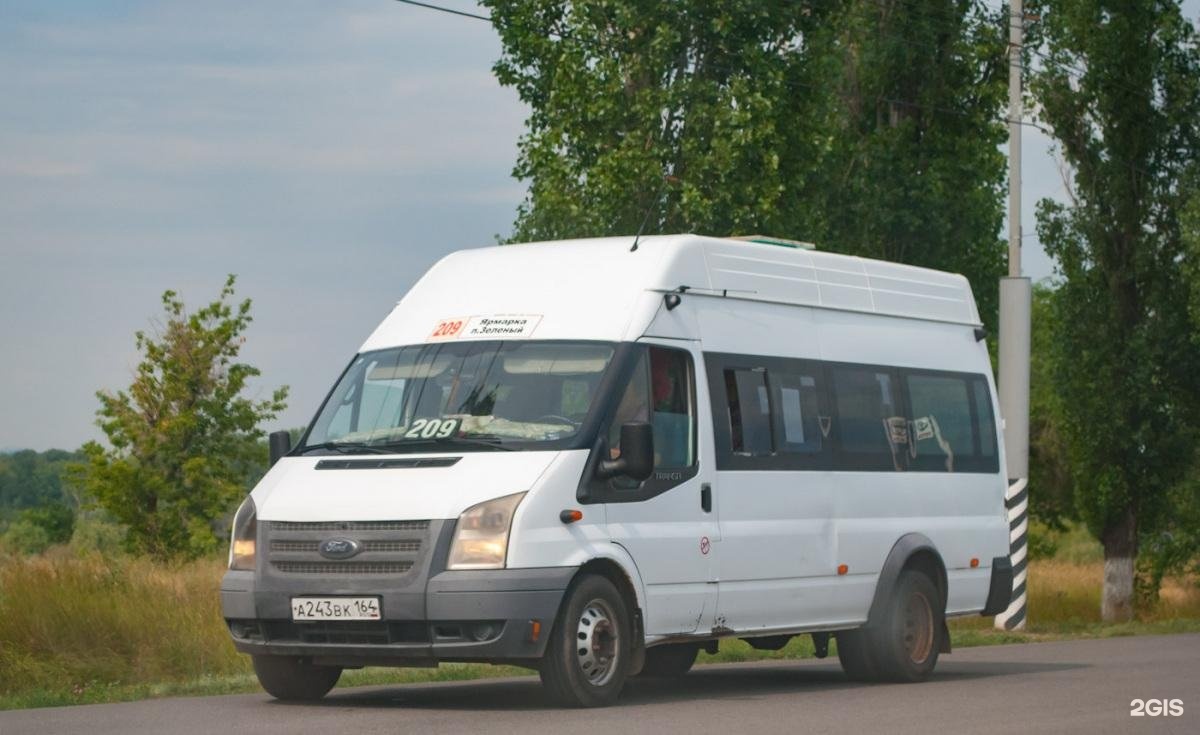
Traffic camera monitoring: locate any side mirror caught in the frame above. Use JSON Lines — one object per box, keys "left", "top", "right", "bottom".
{"left": 268, "top": 430, "right": 292, "bottom": 467}
{"left": 598, "top": 422, "right": 654, "bottom": 482}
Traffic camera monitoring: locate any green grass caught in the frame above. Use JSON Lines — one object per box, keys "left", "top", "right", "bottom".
{"left": 1, "top": 549, "right": 1197, "bottom": 711}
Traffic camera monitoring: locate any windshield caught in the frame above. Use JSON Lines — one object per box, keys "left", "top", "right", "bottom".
{"left": 301, "top": 341, "right": 616, "bottom": 453}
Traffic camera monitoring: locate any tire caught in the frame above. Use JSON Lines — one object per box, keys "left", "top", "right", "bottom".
{"left": 637, "top": 643, "right": 699, "bottom": 678}
{"left": 835, "top": 628, "right": 880, "bottom": 682}
{"left": 252, "top": 655, "right": 342, "bottom": 701}
{"left": 539, "top": 574, "right": 632, "bottom": 707}
{"left": 869, "top": 569, "right": 944, "bottom": 682}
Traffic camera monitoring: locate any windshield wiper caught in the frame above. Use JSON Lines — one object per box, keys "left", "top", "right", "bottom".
{"left": 297, "top": 442, "right": 393, "bottom": 455}
{"left": 378, "top": 436, "right": 519, "bottom": 452}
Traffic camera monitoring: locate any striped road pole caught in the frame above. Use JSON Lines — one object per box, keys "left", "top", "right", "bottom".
{"left": 995, "top": 477, "right": 1028, "bottom": 629}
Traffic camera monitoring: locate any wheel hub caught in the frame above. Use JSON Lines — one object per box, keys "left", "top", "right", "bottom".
{"left": 576, "top": 599, "right": 620, "bottom": 686}
{"left": 903, "top": 590, "right": 934, "bottom": 664}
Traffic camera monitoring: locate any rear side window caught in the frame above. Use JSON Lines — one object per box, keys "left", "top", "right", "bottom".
{"left": 905, "top": 373, "right": 998, "bottom": 473}
{"left": 906, "top": 374, "right": 971, "bottom": 472}
{"left": 831, "top": 367, "right": 907, "bottom": 471}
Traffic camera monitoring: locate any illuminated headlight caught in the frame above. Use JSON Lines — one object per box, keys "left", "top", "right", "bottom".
{"left": 447, "top": 492, "right": 526, "bottom": 570}
{"left": 228, "top": 496, "right": 257, "bottom": 571}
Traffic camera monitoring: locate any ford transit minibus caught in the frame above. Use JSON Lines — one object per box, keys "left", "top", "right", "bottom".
{"left": 222, "top": 234, "right": 1013, "bottom": 706}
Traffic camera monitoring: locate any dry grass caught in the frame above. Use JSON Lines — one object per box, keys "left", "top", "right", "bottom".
{"left": 948, "top": 560, "right": 1200, "bottom": 635}
{"left": 1, "top": 552, "right": 1197, "bottom": 710}
{"left": 0, "top": 551, "right": 247, "bottom": 698}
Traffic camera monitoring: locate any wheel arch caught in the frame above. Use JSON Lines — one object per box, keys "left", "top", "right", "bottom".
{"left": 568, "top": 554, "right": 647, "bottom": 674}
{"left": 866, "top": 533, "right": 948, "bottom": 628}
{"left": 573, "top": 557, "right": 643, "bottom": 617}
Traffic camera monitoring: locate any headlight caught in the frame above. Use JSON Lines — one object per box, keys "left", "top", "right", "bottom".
{"left": 228, "top": 496, "right": 257, "bottom": 571}
{"left": 447, "top": 492, "right": 526, "bottom": 570}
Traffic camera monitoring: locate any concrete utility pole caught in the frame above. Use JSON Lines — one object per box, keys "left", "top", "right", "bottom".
{"left": 996, "top": 0, "right": 1031, "bottom": 631}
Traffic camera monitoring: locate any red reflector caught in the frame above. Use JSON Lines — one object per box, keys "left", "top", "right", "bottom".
{"left": 970, "top": 558, "right": 980, "bottom": 568}
{"left": 837, "top": 564, "right": 848, "bottom": 576}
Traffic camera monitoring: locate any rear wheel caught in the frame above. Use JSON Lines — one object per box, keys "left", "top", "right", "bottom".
{"left": 252, "top": 655, "right": 342, "bottom": 701}
{"left": 637, "top": 643, "right": 699, "bottom": 678}
{"left": 837, "top": 569, "right": 944, "bottom": 683}
{"left": 871, "top": 569, "right": 943, "bottom": 682}
{"left": 539, "top": 574, "right": 631, "bottom": 707}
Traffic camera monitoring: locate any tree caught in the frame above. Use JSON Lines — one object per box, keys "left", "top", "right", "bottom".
{"left": 485, "top": 0, "right": 1010, "bottom": 326}
{"left": 808, "top": 0, "right": 1010, "bottom": 327}
{"left": 0, "top": 449, "right": 81, "bottom": 513}
{"left": 74, "top": 276, "right": 287, "bottom": 559}
{"left": 1031, "top": 0, "right": 1200, "bottom": 620}
{"left": 486, "top": 0, "right": 831, "bottom": 241}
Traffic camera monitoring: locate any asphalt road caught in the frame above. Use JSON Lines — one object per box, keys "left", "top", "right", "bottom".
{"left": 2, "top": 634, "right": 1197, "bottom": 735}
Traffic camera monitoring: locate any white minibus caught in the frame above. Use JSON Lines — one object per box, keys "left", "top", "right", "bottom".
{"left": 222, "top": 234, "right": 1013, "bottom": 707}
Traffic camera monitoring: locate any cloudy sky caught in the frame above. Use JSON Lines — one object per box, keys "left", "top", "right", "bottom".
{"left": 0, "top": 0, "right": 1132, "bottom": 451}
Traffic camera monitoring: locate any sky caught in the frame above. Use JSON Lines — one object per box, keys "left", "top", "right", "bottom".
{"left": 0, "top": 0, "right": 1177, "bottom": 451}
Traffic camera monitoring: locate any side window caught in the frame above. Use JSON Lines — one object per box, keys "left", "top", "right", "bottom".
{"left": 768, "top": 368, "right": 827, "bottom": 455}
{"left": 832, "top": 367, "right": 907, "bottom": 471}
{"left": 904, "top": 372, "right": 1000, "bottom": 473}
{"left": 607, "top": 352, "right": 651, "bottom": 458}
{"left": 723, "top": 368, "right": 772, "bottom": 456}
{"left": 905, "top": 374, "right": 973, "bottom": 472}
{"left": 708, "top": 355, "right": 833, "bottom": 470}
{"left": 608, "top": 346, "right": 696, "bottom": 469}
{"left": 650, "top": 347, "right": 696, "bottom": 467}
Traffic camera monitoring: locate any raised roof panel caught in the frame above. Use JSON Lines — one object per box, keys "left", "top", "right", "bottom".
{"left": 699, "top": 237, "right": 980, "bottom": 326}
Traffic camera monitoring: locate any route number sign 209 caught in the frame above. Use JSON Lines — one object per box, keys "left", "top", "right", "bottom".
{"left": 430, "top": 319, "right": 465, "bottom": 339}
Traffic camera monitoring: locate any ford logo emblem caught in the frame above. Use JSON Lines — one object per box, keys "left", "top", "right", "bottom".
{"left": 319, "top": 537, "right": 361, "bottom": 560}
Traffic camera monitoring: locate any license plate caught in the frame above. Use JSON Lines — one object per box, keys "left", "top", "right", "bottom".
{"left": 291, "top": 597, "right": 381, "bottom": 621}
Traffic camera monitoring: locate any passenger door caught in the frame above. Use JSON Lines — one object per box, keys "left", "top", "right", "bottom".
{"left": 706, "top": 355, "right": 856, "bottom": 633}
{"left": 599, "top": 341, "right": 719, "bottom": 637}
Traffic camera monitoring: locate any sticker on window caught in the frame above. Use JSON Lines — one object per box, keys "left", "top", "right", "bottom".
{"left": 403, "top": 417, "right": 461, "bottom": 440}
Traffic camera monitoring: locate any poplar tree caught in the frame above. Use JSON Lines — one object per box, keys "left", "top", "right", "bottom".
{"left": 485, "top": 0, "right": 1010, "bottom": 326}
{"left": 1031, "top": 0, "right": 1200, "bottom": 620}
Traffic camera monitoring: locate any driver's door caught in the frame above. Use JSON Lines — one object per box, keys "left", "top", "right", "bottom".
{"left": 598, "top": 340, "right": 719, "bottom": 637}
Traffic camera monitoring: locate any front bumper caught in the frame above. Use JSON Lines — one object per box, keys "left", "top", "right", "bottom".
{"left": 221, "top": 566, "right": 576, "bottom": 666}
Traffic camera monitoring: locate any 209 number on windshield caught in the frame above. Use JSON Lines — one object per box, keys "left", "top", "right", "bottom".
{"left": 404, "top": 418, "right": 461, "bottom": 440}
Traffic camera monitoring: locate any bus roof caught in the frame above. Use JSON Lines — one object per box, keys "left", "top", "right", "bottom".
{"left": 360, "top": 234, "right": 982, "bottom": 351}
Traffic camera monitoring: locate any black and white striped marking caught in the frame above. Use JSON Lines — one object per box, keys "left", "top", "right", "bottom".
{"left": 995, "top": 476, "right": 1028, "bottom": 630}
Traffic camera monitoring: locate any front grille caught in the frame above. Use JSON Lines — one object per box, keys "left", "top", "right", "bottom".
{"left": 266, "top": 520, "right": 430, "bottom": 532}
{"left": 263, "top": 519, "right": 431, "bottom": 580}
{"left": 270, "top": 540, "right": 421, "bottom": 554}
{"left": 272, "top": 560, "right": 414, "bottom": 575}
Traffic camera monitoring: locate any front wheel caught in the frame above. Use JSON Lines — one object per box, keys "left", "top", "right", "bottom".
{"left": 252, "top": 655, "right": 342, "bottom": 701}
{"left": 539, "top": 574, "right": 631, "bottom": 707}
